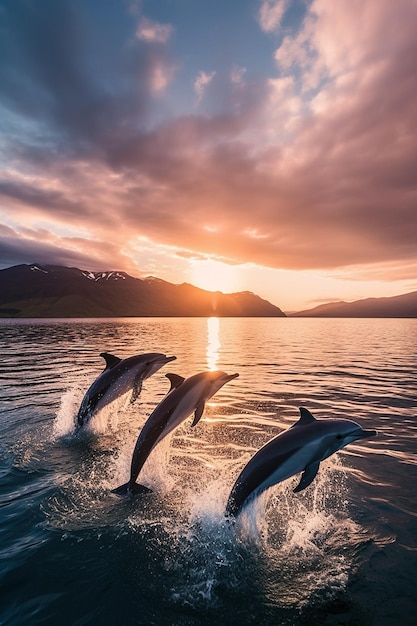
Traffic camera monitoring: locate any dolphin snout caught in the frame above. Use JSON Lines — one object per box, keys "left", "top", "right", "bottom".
{"left": 356, "top": 428, "right": 377, "bottom": 439}
{"left": 149, "top": 354, "right": 176, "bottom": 365}
{"left": 224, "top": 372, "right": 239, "bottom": 382}
{"left": 162, "top": 355, "right": 177, "bottom": 363}
{"left": 143, "top": 354, "right": 176, "bottom": 379}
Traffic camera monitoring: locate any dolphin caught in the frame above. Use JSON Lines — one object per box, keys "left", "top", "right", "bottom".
{"left": 76, "top": 352, "right": 176, "bottom": 429}
{"left": 225, "top": 407, "right": 377, "bottom": 518}
{"left": 112, "top": 369, "right": 239, "bottom": 496}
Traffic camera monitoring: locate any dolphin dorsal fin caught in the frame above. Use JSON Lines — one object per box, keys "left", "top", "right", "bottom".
{"left": 100, "top": 352, "right": 121, "bottom": 370}
{"left": 293, "top": 407, "right": 316, "bottom": 427}
{"left": 165, "top": 373, "right": 185, "bottom": 392}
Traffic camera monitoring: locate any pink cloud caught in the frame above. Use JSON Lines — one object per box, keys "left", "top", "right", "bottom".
{"left": 258, "top": 0, "right": 289, "bottom": 33}
{"left": 0, "top": 0, "right": 416, "bottom": 285}
{"left": 136, "top": 17, "right": 173, "bottom": 44}
{"left": 194, "top": 70, "right": 216, "bottom": 104}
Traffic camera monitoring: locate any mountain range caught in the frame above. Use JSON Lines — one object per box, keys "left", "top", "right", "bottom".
{"left": 0, "top": 264, "right": 285, "bottom": 318}
{"left": 289, "top": 291, "right": 417, "bottom": 318}
{"left": 0, "top": 264, "right": 415, "bottom": 318}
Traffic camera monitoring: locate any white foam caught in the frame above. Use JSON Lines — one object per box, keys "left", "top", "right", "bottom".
{"left": 53, "top": 386, "right": 84, "bottom": 438}
{"left": 48, "top": 407, "right": 362, "bottom": 611}
{"left": 53, "top": 383, "right": 136, "bottom": 440}
{"left": 162, "top": 453, "right": 359, "bottom": 609}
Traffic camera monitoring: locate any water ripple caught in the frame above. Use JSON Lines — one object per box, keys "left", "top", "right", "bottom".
{"left": 0, "top": 317, "right": 416, "bottom": 625}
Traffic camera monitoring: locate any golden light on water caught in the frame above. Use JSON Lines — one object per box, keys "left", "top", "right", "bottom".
{"left": 206, "top": 317, "right": 220, "bottom": 371}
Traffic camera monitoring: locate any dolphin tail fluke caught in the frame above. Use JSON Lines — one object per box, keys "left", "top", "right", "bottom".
{"left": 111, "top": 482, "right": 153, "bottom": 497}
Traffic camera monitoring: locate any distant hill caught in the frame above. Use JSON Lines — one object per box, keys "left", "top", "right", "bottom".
{"left": 290, "top": 291, "right": 417, "bottom": 318}
{"left": 0, "top": 264, "right": 286, "bottom": 318}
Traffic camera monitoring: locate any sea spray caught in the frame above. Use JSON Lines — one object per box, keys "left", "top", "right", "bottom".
{"left": 49, "top": 384, "right": 366, "bottom": 613}
{"left": 53, "top": 384, "right": 85, "bottom": 438}
{"left": 143, "top": 459, "right": 351, "bottom": 612}
{"left": 245, "top": 456, "right": 358, "bottom": 608}
{"left": 107, "top": 428, "right": 177, "bottom": 497}
{"left": 53, "top": 381, "right": 140, "bottom": 440}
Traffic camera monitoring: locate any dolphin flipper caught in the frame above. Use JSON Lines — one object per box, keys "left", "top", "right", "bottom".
{"left": 191, "top": 402, "right": 205, "bottom": 427}
{"left": 111, "top": 482, "right": 153, "bottom": 497}
{"left": 130, "top": 375, "right": 143, "bottom": 404}
{"left": 293, "top": 461, "right": 321, "bottom": 492}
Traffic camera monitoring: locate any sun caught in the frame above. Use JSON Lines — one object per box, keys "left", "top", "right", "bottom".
{"left": 191, "top": 259, "right": 239, "bottom": 293}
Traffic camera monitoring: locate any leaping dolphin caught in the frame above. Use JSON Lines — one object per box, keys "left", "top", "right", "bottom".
{"left": 225, "top": 407, "right": 377, "bottom": 518}
{"left": 112, "top": 369, "right": 239, "bottom": 496}
{"left": 76, "top": 352, "right": 176, "bottom": 429}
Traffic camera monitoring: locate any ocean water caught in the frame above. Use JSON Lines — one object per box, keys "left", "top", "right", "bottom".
{"left": 0, "top": 317, "right": 416, "bottom": 625}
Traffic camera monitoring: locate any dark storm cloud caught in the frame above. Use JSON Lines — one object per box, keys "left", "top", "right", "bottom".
{"left": 0, "top": 0, "right": 172, "bottom": 159}
{"left": 0, "top": 223, "right": 134, "bottom": 271}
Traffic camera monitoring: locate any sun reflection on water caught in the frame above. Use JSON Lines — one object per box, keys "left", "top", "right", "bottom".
{"left": 206, "top": 317, "right": 220, "bottom": 371}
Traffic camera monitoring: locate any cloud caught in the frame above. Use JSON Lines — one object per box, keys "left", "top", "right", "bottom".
{"left": 231, "top": 65, "right": 247, "bottom": 84}
{"left": 136, "top": 17, "right": 173, "bottom": 43}
{"left": 0, "top": 223, "right": 132, "bottom": 271}
{"left": 0, "top": 0, "right": 416, "bottom": 285}
{"left": 258, "top": 0, "right": 289, "bottom": 32}
{"left": 148, "top": 60, "right": 176, "bottom": 93}
{"left": 193, "top": 70, "right": 216, "bottom": 104}
{"left": 0, "top": 0, "right": 176, "bottom": 160}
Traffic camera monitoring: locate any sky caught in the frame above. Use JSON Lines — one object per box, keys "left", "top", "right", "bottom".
{"left": 0, "top": 0, "right": 416, "bottom": 312}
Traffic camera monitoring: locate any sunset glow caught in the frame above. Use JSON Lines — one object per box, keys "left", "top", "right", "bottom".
{"left": 0, "top": 0, "right": 416, "bottom": 311}
{"left": 191, "top": 259, "right": 240, "bottom": 294}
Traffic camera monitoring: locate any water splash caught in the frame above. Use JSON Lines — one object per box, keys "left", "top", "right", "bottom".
{"left": 53, "top": 386, "right": 84, "bottom": 438}
{"left": 53, "top": 383, "right": 136, "bottom": 439}
{"left": 155, "top": 454, "right": 365, "bottom": 611}
{"left": 46, "top": 399, "right": 371, "bottom": 615}
{"left": 228, "top": 458, "right": 363, "bottom": 609}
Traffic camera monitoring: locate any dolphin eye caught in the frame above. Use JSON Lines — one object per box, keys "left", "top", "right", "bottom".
{"left": 336, "top": 435, "right": 343, "bottom": 440}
